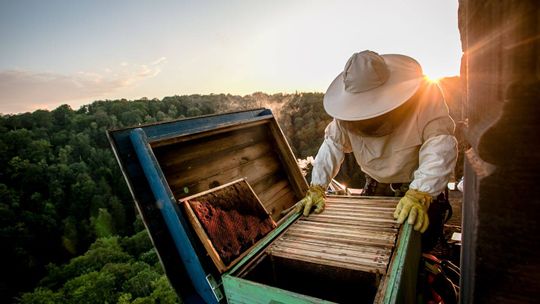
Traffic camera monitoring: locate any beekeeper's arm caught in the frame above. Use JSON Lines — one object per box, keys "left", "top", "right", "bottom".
{"left": 295, "top": 120, "right": 351, "bottom": 216}
{"left": 394, "top": 84, "right": 458, "bottom": 232}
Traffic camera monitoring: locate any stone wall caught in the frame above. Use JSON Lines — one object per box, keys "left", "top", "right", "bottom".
{"left": 458, "top": 1, "right": 540, "bottom": 303}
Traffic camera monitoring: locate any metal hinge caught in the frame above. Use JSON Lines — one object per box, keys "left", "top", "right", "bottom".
{"left": 206, "top": 274, "right": 224, "bottom": 302}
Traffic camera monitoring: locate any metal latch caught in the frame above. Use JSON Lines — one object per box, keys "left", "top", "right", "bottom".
{"left": 206, "top": 274, "right": 224, "bottom": 301}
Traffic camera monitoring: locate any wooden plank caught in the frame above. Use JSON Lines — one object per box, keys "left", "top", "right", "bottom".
{"left": 324, "top": 205, "right": 394, "bottom": 217}
{"left": 289, "top": 223, "right": 396, "bottom": 241}
{"left": 260, "top": 182, "right": 292, "bottom": 207}
{"left": 257, "top": 179, "right": 290, "bottom": 204}
{"left": 285, "top": 227, "right": 394, "bottom": 244}
{"left": 282, "top": 230, "right": 395, "bottom": 248}
{"left": 170, "top": 153, "right": 282, "bottom": 198}
{"left": 251, "top": 174, "right": 299, "bottom": 218}
{"left": 324, "top": 202, "right": 397, "bottom": 209}
{"left": 325, "top": 202, "right": 397, "bottom": 209}
{"left": 171, "top": 150, "right": 279, "bottom": 189}
{"left": 302, "top": 216, "right": 400, "bottom": 230}
{"left": 269, "top": 248, "right": 388, "bottom": 272}
{"left": 324, "top": 204, "right": 396, "bottom": 212}
{"left": 326, "top": 196, "right": 398, "bottom": 202}
{"left": 324, "top": 206, "right": 396, "bottom": 213}
{"left": 156, "top": 126, "right": 268, "bottom": 169}
{"left": 292, "top": 221, "right": 397, "bottom": 237}
{"left": 306, "top": 213, "right": 398, "bottom": 224}
{"left": 317, "top": 212, "right": 394, "bottom": 221}
{"left": 270, "top": 242, "right": 390, "bottom": 268}
{"left": 324, "top": 205, "right": 397, "bottom": 213}
{"left": 299, "top": 218, "right": 397, "bottom": 234}
{"left": 265, "top": 189, "right": 297, "bottom": 220}
{"left": 150, "top": 118, "right": 269, "bottom": 148}
{"left": 288, "top": 222, "right": 396, "bottom": 239}
{"left": 251, "top": 172, "right": 286, "bottom": 194}
{"left": 326, "top": 196, "right": 398, "bottom": 205}
{"left": 325, "top": 205, "right": 396, "bottom": 212}
{"left": 165, "top": 141, "right": 273, "bottom": 182}
{"left": 278, "top": 235, "right": 393, "bottom": 256}
{"left": 295, "top": 217, "right": 397, "bottom": 229}
{"left": 267, "top": 120, "right": 308, "bottom": 198}
{"left": 259, "top": 181, "right": 296, "bottom": 220}
{"left": 269, "top": 251, "right": 387, "bottom": 274}
{"left": 270, "top": 239, "right": 391, "bottom": 263}
{"left": 156, "top": 129, "right": 270, "bottom": 173}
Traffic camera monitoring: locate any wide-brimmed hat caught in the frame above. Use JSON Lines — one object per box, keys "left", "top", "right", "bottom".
{"left": 323, "top": 50, "right": 423, "bottom": 121}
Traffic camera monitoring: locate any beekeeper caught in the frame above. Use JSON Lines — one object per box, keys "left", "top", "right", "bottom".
{"left": 296, "top": 50, "right": 458, "bottom": 234}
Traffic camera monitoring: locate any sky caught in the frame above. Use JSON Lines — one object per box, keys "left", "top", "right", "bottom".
{"left": 0, "top": 0, "right": 462, "bottom": 114}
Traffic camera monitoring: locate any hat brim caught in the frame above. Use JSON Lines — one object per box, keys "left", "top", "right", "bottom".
{"left": 323, "top": 54, "right": 423, "bottom": 121}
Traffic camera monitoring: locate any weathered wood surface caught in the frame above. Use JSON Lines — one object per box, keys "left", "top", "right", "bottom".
{"left": 153, "top": 122, "right": 302, "bottom": 220}
{"left": 269, "top": 197, "right": 399, "bottom": 274}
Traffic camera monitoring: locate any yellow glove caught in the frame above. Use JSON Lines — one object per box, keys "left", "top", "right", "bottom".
{"left": 393, "top": 189, "right": 432, "bottom": 233}
{"left": 294, "top": 185, "right": 326, "bottom": 216}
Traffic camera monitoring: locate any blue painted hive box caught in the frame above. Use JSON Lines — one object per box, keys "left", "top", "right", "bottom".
{"left": 107, "top": 109, "right": 420, "bottom": 304}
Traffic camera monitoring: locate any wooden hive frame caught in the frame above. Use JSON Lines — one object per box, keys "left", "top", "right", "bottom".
{"left": 180, "top": 178, "right": 277, "bottom": 273}
{"left": 268, "top": 196, "right": 399, "bottom": 275}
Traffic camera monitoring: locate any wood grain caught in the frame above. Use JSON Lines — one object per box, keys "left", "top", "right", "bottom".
{"left": 269, "top": 197, "right": 399, "bottom": 274}
{"left": 154, "top": 123, "right": 301, "bottom": 217}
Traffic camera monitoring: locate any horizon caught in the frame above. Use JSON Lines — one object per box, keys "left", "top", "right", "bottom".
{"left": 0, "top": 0, "right": 461, "bottom": 114}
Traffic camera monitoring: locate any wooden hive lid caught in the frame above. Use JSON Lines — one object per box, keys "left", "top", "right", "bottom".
{"left": 151, "top": 113, "right": 308, "bottom": 221}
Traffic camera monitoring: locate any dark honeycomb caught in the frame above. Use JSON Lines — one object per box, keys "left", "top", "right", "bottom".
{"left": 187, "top": 181, "right": 276, "bottom": 265}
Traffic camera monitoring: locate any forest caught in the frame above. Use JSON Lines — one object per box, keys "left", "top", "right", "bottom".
{"left": 0, "top": 77, "right": 462, "bottom": 303}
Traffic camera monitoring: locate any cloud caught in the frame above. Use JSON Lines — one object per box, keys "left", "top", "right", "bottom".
{"left": 151, "top": 57, "right": 167, "bottom": 65}
{"left": 0, "top": 58, "right": 166, "bottom": 114}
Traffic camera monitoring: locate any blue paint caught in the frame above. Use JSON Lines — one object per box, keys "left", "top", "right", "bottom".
{"left": 141, "top": 109, "right": 272, "bottom": 142}
{"left": 129, "top": 128, "right": 218, "bottom": 304}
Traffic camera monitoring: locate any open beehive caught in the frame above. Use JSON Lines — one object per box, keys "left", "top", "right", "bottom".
{"left": 223, "top": 195, "right": 404, "bottom": 304}
{"left": 107, "top": 109, "right": 421, "bottom": 304}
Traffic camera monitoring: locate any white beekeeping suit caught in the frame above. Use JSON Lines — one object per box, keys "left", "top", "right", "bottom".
{"left": 295, "top": 50, "right": 458, "bottom": 235}
{"left": 311, "top": 80, "right": 457, "bottom": 197}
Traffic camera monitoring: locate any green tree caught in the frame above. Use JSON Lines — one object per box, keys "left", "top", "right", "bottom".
{"left": 63, "top": 271, "right": 116, "bottom": 304}
{"left": 18, "top": 287, "right": 62, "bottom": 304}
{"left": 149, "top": 276, "right": 178, "bottom": 304}
{"left": 92, "top": 208, "right": 115, "bottom": 238}
{"left": 186, "top": 107, "right": 202, "bottom": 117}
{"left": 122, "top": 267, "right": 161, "bottom": 298}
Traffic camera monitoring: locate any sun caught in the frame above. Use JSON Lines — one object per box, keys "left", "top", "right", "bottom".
{"left": 424, "top": 75, "right": 442, "bottom": 84}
